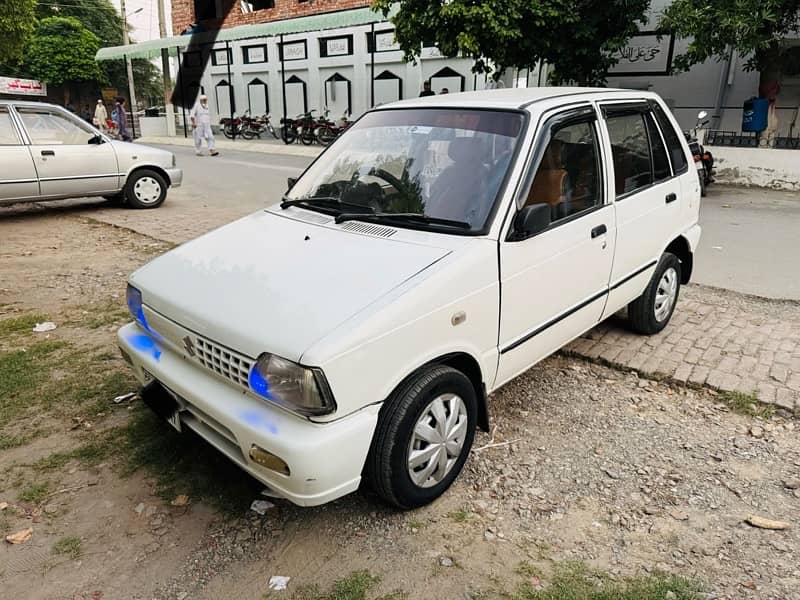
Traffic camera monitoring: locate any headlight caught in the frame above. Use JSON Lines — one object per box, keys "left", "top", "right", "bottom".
{"left": 126, "top": 284, "right": 147, "bottom": 328}
{"left": 248, "top": 353, "right": 336, "bottom": 416}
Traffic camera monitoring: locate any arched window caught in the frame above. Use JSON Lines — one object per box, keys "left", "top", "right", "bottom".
{"left": 247, "top": 77, "right": 269, "bottom": 115}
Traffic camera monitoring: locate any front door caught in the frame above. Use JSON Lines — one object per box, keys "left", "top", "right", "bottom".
{"left": 496, "top": 106, "right": 615, "bottom": 386}
{"left": 16, "top": 106, "right": 119, "bottom": 198}
{"left": 0, "top": 106, "right": 39, "bottom": 202}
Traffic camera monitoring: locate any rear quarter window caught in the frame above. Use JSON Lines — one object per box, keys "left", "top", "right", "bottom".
{"left": 650, "top": 103, "right": 688, "bottom": 174}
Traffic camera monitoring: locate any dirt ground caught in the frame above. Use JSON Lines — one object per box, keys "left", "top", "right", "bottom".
{"left": 1, "top": 210, "right": 799, "bottom": 600}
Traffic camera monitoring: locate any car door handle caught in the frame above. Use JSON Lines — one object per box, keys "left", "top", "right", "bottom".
{"left": 41, "top": 150, "right": 55, "bottom": 156}
{"left": 591, "top": 224, "right": 607, "bottom": 239}
{"left": 665, "top": 193, "right": 678, "bottom": 203}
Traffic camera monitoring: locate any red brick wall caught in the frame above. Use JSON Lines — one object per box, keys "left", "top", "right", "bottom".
{"left": 172, "top": 0, "right": 372, "bottom": 36}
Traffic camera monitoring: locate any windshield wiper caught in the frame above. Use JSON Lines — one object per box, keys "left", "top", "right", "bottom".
{"left": 280, "top": 196, "right": 372, "bottom": 212}
{"left": 334, "top": 212, "right": 471, "bottom": 230}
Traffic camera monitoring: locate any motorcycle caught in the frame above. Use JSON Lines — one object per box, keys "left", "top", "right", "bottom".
{"left": 684, "top": 110, "right": 714, "bottom": 197}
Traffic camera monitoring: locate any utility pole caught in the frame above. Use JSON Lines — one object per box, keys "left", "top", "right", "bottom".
{"left": 157, "top": 0, "right": 176, "bottom": 135}
{"left": 120, "top": 0, "right": 138, "bottom": 114}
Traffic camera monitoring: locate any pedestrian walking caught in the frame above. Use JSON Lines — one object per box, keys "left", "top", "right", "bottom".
{"left": 93, "top": 99, "right": 108, "bottom": 132}
{"left": 190, "top": 94, "right": 218, "bottom": 156}
{"left": 115, "top": 97, "right": 132, "bottom": 142}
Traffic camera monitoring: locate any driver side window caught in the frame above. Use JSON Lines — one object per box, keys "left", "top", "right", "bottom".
{"left": 524, "top": 120, "right": 602, "bottom": 223}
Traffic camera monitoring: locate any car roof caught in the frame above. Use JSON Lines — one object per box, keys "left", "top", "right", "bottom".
{"left": 0, "top": 99, "right": 64, "bottom": 109}
{"left": 375, "top": 87, "right": 661, "bottom": 111}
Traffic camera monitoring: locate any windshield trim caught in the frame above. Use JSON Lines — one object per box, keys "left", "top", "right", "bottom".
{"left": 282, "top": 106, "right": 531, "bottom": 237}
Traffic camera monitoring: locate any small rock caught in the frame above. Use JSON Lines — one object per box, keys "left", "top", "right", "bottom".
{"left": 439, "top": 556, "right": 454, "bottom": 567}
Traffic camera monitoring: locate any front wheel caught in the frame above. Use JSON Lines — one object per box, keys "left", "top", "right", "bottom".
{"left": 628, "top": 252, "right": 681, "bottom": 335}
{"left": 124, "top": 169, "right": 167, "bottom": 209}
{"left": 365, "top": 365, "right": 477, "bottom": 509}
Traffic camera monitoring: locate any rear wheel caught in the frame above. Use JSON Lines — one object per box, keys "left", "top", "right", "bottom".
{"left": 365, "top": 365, "right": 477, "bottom": 509}
{"left": 628, "top": 252, "right": 681, "bottom": 335}
{"left": 124, "top": 169, "right": 167, "bottom": 209}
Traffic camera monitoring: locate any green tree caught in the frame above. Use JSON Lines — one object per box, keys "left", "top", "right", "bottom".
{"left": 25, "top": 17, "right": 104, "bottom": 102}
{"left": 0, "top": 0, "right": 37, "bottom": 65}
{"left": 372, "top": 0, "right": 650, "bottom": 85}
{"left": 660, "top": 0, "right": 800, "bottom": 91}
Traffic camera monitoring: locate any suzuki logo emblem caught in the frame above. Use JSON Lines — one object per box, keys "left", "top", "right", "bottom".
{"left": 182, "top": 335, "right": 196, "bottom": 357}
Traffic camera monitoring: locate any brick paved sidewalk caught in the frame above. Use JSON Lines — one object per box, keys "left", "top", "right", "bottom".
{"left": 81, "top": 206, "right": 800, "bottom": 412}
{"left": 566, "top": 285, "right": 800, "bottom": 411}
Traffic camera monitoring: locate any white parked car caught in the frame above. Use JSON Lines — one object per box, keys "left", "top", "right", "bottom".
{"left": 0, "top": 100, "right": 181, "bottom": 209}
{"left": 118, "top": 88, "right": 700, "bottom": 508}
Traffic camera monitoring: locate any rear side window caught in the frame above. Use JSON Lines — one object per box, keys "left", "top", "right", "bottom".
{"left": 606, "top": 113, "right": 651, "bottom": 197}
{"left": 651, "top": 103, "right": 688, "bottom": 174}
{"left": 645, "top": 113, "right": 671, "bottom": 182}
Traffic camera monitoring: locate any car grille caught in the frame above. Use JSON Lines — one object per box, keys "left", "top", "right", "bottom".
{"left": 191, "top": 335, "right": 253, "bottom": 391}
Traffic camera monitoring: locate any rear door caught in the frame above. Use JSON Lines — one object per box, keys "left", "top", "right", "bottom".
{"left": 16, "top": 106, "right": 119, "bottom": 198}
{"left": 599, "top": 102, "right": 682, "bottom": 317}
{"left": 0, "top": 106, "right": 39, "bottom": 203}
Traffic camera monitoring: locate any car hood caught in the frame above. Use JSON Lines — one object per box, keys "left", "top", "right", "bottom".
{"left": 130, "top": 210, "right": 451, "bottom": 362}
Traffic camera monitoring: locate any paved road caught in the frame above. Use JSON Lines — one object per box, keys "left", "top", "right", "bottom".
{"left": 694, "top": 185, "right": 800, "bottom": 300}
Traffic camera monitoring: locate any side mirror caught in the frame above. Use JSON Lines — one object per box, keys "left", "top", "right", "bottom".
{"left": 513, "top": 203, "right": 551, "bottom": 239}
{"left": 287, "top": 177, "right": 297, "bottom": 191}
{"left": 697, "top": 110, "right": 708, "bottom": 120}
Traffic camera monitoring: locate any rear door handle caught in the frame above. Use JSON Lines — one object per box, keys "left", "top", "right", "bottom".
{"left": 41, "top": 150, "right": 55, "bottom": 156}
{"left": 591, "top": 224, "right": 607, "bottom": 239}
{"left": 665, "top": 193, "right": 677, "bottom": 203}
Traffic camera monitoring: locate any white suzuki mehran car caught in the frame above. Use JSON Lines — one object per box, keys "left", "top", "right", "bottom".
{"left": 119, "top": 88, "right": 700, "bottom": 509}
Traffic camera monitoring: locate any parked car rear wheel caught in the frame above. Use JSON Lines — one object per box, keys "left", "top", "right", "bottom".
{"left": 365, "top": 365, "right": 477, "bottom": 509}
{"left": 125, "top": 169, "right": 167, "bottom": 209}
{"left": 628, "top": 252, "right": 681, "bottom": 335}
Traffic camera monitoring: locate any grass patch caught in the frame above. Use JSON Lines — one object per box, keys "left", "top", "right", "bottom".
{"left": 18, "top": 482, "right": 49, "bottom": 504}
{"left": 52, "top": 535, "right": 82, "bottom": 559}
{"left": 0, "top": 313, "right": 50, "bottom": 335}
{"left": 718, "top": 390, "right": 774, "bottom": 418}
{"left": 290, "top": 570, "right": 382, "bottom": 600}
{"left": 513, "top": 562, "right": 705, "bottom": 600}
{"left": 448, "top": 508, "right": 472, "bottom": 523}
{"left": 516, "top": 560, "right": 544, "bottom": 579}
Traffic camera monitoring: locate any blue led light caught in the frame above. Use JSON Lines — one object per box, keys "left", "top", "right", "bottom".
{"left": 248, "top": 363, "right": 271, "bottom": 398}
{"left": 126, "top": 333, "right": 162, "bottom": 361}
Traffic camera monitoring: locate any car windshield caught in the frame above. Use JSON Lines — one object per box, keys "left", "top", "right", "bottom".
{"left": 285, "top": 108, "right": 524, "bottom": 232}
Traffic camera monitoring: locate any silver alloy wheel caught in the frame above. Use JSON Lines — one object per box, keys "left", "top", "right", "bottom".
{"left": 654, "top": 266, "right": 678, "bottom": 322}
{"left": 133, "top": 176, "right": 162, "bottom": 205}
{"left": 407, "top": 393, "right": 468, "bottom": 488}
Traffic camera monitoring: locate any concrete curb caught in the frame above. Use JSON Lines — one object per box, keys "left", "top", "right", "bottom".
{"left": 136, "top": 136, "right": 323, "bottom": 158}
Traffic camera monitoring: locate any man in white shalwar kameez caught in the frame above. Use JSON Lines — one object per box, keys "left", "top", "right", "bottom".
{"left": 190, "top": 95, "right": 218, "bottom": 156}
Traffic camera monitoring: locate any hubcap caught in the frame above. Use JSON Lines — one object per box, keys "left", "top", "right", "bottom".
{"left": 133, "top": 176, "right": 162, "bottom": 204}
{"left": 407, "top": 393, "right": 468, "bottom": 488}
{"left": 654, "top": 267, "right": 678, "bottom": 322}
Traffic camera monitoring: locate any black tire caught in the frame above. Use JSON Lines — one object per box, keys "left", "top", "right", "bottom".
{"left": 300, "top": 128, "right": 316, "bottom": 145}
{"left": 281, "top": 125, "right": 296, "bottom": 144}
{"left": 365, "top": 365, "right": 477, "bottom": 509}
{"left": 628, "top": 252, "right": 681, "bottom": 335}
{"left": 317, "top": 125, "right": 336, "bottom": 146}
{"left": 124, "top": 169, "right": 167, "bottom": 209}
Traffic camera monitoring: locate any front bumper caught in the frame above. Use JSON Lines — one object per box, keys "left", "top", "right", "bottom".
{"left": 117, "top": 322, "right": 379, "bottom": 506}
{"left": 165, "top": 167, "right": 182, "bottom": 188}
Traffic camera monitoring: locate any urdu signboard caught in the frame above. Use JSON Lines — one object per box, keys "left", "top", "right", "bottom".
{"left": 0, "top": 77, "right": 47, "bottom": 96}
{"left": 608, "top": 33, "right": 675, "bottom": 76}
